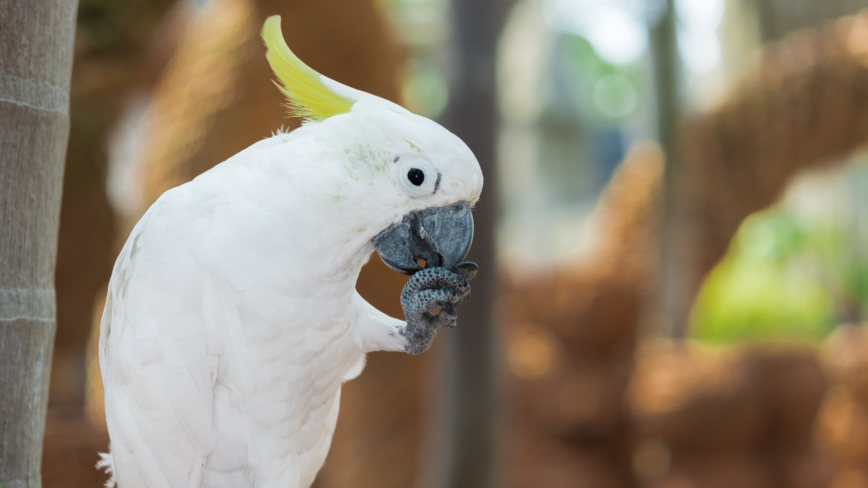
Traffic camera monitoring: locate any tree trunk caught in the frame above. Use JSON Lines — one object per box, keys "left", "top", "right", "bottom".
{"left": 648, "top": 0, "right": 690, "bottom": 339}
{"left": 440, "top": 1, "right": 504, "bottom": 487}
{"left": 0, "top": 1, "right": 78, "bottom": 487}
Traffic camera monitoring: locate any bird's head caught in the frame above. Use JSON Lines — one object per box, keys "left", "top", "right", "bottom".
{"left": 261, "top": 16, "right": 482, "bottom": 275}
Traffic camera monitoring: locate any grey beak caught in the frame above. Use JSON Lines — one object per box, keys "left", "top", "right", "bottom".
{"left": 373, "top": 202, "right": 474, "bottom": 275}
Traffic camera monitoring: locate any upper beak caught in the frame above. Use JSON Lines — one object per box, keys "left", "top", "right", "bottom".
{"left": 372, "top": 202, "right": 474, "bottom": 275}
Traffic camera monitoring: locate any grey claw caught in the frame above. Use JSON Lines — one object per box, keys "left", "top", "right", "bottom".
{"left": 454, "top": 262, "right": 478, "bottom": 281}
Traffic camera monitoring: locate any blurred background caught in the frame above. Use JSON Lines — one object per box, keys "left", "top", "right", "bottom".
{"left": 42, "top": 0, "right": 868, "bottom": 487}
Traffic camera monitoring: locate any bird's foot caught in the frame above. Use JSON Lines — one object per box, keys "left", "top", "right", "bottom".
{"left": 400, "top": 262, "right": 478, "bottom": 355}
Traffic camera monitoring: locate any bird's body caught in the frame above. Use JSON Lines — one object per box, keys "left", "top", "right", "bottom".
{"left": 100, "top": 16, "right": 482, "bottom": 488}
{"left": 101, "top": 134, "right": 371, "bottom": 487}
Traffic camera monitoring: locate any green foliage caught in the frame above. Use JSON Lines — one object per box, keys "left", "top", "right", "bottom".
{"left": 690, "top": 210, "right": 838, "bottom": 344}
{"left": 691, "top": 162, "right": 868, "bottom": 346}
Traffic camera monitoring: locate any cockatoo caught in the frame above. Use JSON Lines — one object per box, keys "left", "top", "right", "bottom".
{"left": 98, "top": 15, "right": 482, "bottom": 488}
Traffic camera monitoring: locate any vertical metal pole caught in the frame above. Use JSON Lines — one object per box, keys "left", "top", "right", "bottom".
{"left": 648, "top": 0, "right": 685, "bottom": 338}
{"left": 440, "top": 1, "right": 502, "bottom": 487}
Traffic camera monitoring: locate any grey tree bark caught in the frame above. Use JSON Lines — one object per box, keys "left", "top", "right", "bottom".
{"left": 0, "top": 1, "right": 79, "bottom": 487}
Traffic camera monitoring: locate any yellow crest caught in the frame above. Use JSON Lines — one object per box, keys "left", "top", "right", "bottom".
{"left": 261, "top": 16, "right": 355, "bottom": 121}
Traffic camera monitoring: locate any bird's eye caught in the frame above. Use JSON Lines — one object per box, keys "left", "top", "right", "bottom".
{"left": 407, "top": 168, "right": 425, "bottom": 186}
{"left": 396, "top": 156, "right": 436, "bottom": 198}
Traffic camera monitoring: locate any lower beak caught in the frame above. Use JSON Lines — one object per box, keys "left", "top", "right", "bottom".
{"left": 372, "top": 202, "right": 474, "bottom": 275}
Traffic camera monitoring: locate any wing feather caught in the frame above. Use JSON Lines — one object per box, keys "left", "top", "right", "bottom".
{"left": 101, "top": 189, "right": 221, "bottom": 488}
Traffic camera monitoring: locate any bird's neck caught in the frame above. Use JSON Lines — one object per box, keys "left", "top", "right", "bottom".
{"left": 203, "top": 131, "right": 386, "bottom": 290}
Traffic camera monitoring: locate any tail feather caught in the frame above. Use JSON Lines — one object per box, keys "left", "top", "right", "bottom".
{"left": 97, "top": 448, "right": 117, "bottom": 488}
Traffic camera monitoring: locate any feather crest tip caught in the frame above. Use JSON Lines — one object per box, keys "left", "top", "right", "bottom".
{"left": 261, "top": 15, "right": 355, "bottom": 121}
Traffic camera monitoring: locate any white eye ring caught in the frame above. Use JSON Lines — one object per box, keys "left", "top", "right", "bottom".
{"left": 395, "top": 156, "right": 437, "bottom": 198}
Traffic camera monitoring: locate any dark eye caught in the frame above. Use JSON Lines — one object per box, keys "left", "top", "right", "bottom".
{"left": 407, "top": 168, "right": 425, "bottom": 186}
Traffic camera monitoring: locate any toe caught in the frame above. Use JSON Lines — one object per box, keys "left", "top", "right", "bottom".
{"left": 454, "top": 262, "right": 478, "bottom": 281}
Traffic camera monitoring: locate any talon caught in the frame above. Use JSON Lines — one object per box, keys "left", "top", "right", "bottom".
{"left": 454, "top": 262, "right": 478, "bottom": 281}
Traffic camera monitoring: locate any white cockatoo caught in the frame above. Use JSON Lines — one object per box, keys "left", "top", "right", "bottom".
{"left": 98, "top": 15, "right": 482, "bottom": 488}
